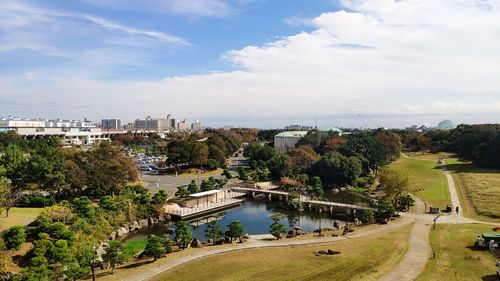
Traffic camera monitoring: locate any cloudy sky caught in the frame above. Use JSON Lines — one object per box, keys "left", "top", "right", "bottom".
{"left": 1, "top": 0, "right": 500, "bottom": 128}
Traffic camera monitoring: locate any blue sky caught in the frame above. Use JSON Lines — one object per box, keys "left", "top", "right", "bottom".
{"left": 1, "top": 0, "right": 500, "bottom": 128}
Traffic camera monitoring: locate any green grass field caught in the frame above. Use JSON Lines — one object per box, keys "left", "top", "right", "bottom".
{"left": 405, "top": 152, "right": 499, "bottom": 221}
{"left": 151, "top": 223, "right": 413, "bottom": 281}
{"left": 123, "top": 238, "right": 147, "bottom": 259}
{"left": 417, "top": 224, "right": 498, "bottom": 281}
{"left": 0, "top": 207, "right": 44, "bottom": 232}
{"left": 389, "top": 156, "right": 450, "bottom": 210}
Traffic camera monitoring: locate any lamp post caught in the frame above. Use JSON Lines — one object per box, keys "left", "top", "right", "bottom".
{"left": 90, "top": 245, "right": 97, "bottom": 281}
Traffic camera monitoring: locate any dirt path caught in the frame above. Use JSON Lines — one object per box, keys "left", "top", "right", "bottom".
{"left": 378, "top": 195, "right": 432, "bottom": 281}
{"left": 437, "top": 162, "right": 496, "bottom": 225}
{"left": 116, "top": 217, "right": 415, "bottom": 281}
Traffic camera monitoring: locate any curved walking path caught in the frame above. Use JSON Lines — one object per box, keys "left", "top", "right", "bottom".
{"left": 378, "top": 196, "right": 432, "bottom": 281}
{"left": 120, "top": 216, "right": 415, "bottom": 281}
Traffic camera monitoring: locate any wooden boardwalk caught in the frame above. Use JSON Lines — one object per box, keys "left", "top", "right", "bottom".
{"left": 231, "top": 187, "right": 377, "bottom": 211}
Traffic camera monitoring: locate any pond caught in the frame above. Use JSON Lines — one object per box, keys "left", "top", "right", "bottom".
{"left": 125, "top": 189, "right": 375, "bottom": 242}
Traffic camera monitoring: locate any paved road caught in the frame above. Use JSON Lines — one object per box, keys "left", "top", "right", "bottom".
{"left": 119, "top": 216, "right": 415, "bottom": 281}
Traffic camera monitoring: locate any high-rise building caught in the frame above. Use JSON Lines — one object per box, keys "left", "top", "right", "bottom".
{"left": 101, "top": 118, "right": 121, "bottom": 129}
{"left": 135, "top": 116, "right": 170, "bottom": 131}
{"left": 191, "top": 120, "right": 203, "bottom": 131}
{"left": 177, "top": 119, "right": 191, "bottom": 131}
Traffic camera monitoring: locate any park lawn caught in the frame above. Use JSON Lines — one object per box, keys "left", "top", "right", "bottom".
{"left": 0, "top": 207, "right": 44, "bottom": 232}
{"left": 390, "top": 156, "right": 450, "bottom": 210}
{"left": 123, "top": 238, "right": 148, "bottom": 259}
{"left": 151, "top": 223, "right": 412, "bottom": 281}
{"left": 448, "top": 163, "right": 500, "bottom": 222}
{"left": 417, "top": 224, "right": 498, "bottom": 281}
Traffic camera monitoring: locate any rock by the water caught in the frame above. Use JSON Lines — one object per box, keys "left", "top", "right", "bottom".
{"left": 116, "top": 227, "right": 128, "bottom": 238}
{"left": 108, "top": 231, "right": 117, "bottom": 240}
{"left": 139, "top": 219, "right": 148, "bottom": 228}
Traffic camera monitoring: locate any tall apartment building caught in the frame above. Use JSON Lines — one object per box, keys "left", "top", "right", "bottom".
{"left": 177, "top": 119, "right": 191, "bottom": 131}
{"left": 101, "top": 118, "right": 121, "bottom": 130}
{"left": 134, "top": 116, "right": 170, "bottom": 131}
{"left": 191, "top": 120, "right": 203, "bottom": 131}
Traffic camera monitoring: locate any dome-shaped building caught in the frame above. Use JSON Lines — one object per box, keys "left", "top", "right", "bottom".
{"left": 437, "top": 120, "right": 455, "bottom": 130}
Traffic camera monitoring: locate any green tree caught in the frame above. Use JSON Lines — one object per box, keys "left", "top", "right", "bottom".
{"left": 144, "top": 235, "right": 165, "bottom": 262}
{"left": 205, "top": 221, "right": 223, "bottom": 244}
{"left": 237, "top": 167, "right": 248, "bottom": 181}
{"left": 174, "top": 221, "right": 192, "bottom": 250}
{"left": 360, "top": 210, "right": 375, "bottom": 224}
{"left": 99, "top": 195, "right": 118, "bottom": 211}
{"left": 269, "top": 215, "right": 287, "bottom": 239}
{"left": 377, "top": 200, "right": 396, "bottom": 220}
{"left": 102, "top": 240, "right": 126, "bottom": 273}
{"left": 306, "top": 176, "right": 324, "bottom": 199}
{"left": 0, "top": 144, "right": 25, "bottom": 186}
{"left": 267, "top": 153, "right": 292, "bottom": 180}
{"left": 398, "top": 194, "right": 415, "bottom": 211}
{"left": 152, "top": 190, "right": 168, "bottom": 205}
{"left": 187, "top": 180, "right": 199, "bottom": 194}
{"left": 226, "top": 220, "right": 245, "bottom": 242}
{"left": 2, "top": 225, "right": 26, "bottom": 250}
{"left": 380, "top": 168, "right": 410, "bottom": 208}
{"left": 175, "top": 186, "right": 190, "bottom": 199}
{"left": 71, "top": 196, "right": 96, "bottom": 221}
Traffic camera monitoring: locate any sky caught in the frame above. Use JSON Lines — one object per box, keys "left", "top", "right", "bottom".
{"left": 1, "top": 0, "right": 500, "bottom": 129}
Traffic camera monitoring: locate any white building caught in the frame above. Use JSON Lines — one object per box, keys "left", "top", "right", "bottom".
{"left": 273, "top": 131, "right": 309, "bottom": 153}
{"left": 0, "top": 117, "right": 45, "bottom": 128}
{"left": 177, "top": 119, "right": 191, "bottom": 131}
{"left": 191, "top": 120, "right": 203, "bottom": 131}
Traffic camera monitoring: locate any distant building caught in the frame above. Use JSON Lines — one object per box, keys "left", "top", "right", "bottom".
{"left": 101, "top": 118, "right": 121, "bottom": 130}
{"left": 284, "top": 124, "right": 313, "bottom": 131}
{"left": 0, "top": 117, "right": 45, "bottom": 128}
{"left": 274, "top": 131, "right": 309, "bottom": 153}
{"left": 177, "top": 119, "right": 191, "bottom": 131}
{"left": 134, "top": 116, "right": 170, "bottom": 131}
{"left": 436, "top": 120, "right": 455, "bottom": 130}
{"left": 191, "top": 120, "right": 203, "bottom": 131}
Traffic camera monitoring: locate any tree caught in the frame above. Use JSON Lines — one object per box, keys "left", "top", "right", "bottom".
{"left": 99, "top": 195, "right": 118, "bottom": 211}
{"left": 267, "top": 153, "right": 292, "bottom": 180}
{"left": 269, "top": 215, "right": 287, "bottom": 239}
{"left": 308, "top": 152, "right": 362, "bottom": 186}
{"left": 175, "top": 186, "right": 190, "bottom": 199}
{"left": 103, "top": 240, "right": 126, "bottom": 273}
{"left": 375, "top": 130, "right": 402, "bottom": 160}
{"left": 360, "top": 210, "right": 375, "bottom": 224}
{"left": 144, "top": 235, "right": 165, "bottom": 262}
{"left": 398, "top": 194, "right": 415, "bottom": 211}
{"left": 237, "top": 167, "right": 248, "bottom": 181}
{"left": 71, "top": 196, "right": 96, "bottom": 221}
{"left": 205, "top": 221, "right": 223, "bottom": 244}
{"left": 0, "top": 188, "right": 22, "bottom": 218}
{"left": 226, "top": 220, "right": 245, "bottom": 242}
{"left": 2, "top": 225, "right": 26, "bottom": 250}
{"left": 191, "top": 142, "right": 209, "bottom": 168}
{"left": 0, "top": 144, "right": 25, "bottom": 186}
{"left": 152, "top": 190, "right": 168, "bottom": 205}
{"left": 174, "top": 221, "right": 192, "bottom": 250}
{"left": 208, "top": 144, "right": 225, "bottom": 168}
{"left": 380, "top": 168, "right": 410, "bottom": 208}
{"left": 377, "top": 200, "right": 396, "bottom": 220}
{"left": 306, "top": 176, "right": 324, "bottom": 199}
{"left": 288, "top": 145, "right": 319, "bottom": 174}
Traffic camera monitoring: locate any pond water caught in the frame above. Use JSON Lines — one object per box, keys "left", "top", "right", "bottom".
{"left": 125, "top": 190, "right": 375, "bottom": 242}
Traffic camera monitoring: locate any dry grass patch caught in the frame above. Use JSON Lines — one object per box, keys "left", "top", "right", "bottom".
{"left": 150, "top": 224, "right": 412, "bottom": 281}
{"left": 447, "top": 163, "right": 500, "bottom": 221}
{"left": 417, "top": 224, "right": 498, "bottom": 281}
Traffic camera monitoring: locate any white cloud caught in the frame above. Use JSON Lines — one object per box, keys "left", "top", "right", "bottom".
{"left": 2, "top": 0, "right": 500, "bottom": 127}
{"left": 83, "top": 15, "right": 187, "bottom": 45}
{"left": 78, "top": 0, "right": 233, "bottom": 17}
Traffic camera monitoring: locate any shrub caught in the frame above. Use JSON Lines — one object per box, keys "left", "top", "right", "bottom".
{"left": 2, "top": 225, "right": 26, "bottom": 250}
{"left": 17, "top": 193, "right": 55, "bottom": 207}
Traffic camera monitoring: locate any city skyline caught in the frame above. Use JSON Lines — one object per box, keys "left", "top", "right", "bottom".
{"left": 1, "top": 0, "right": 500, "bottom": 128}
